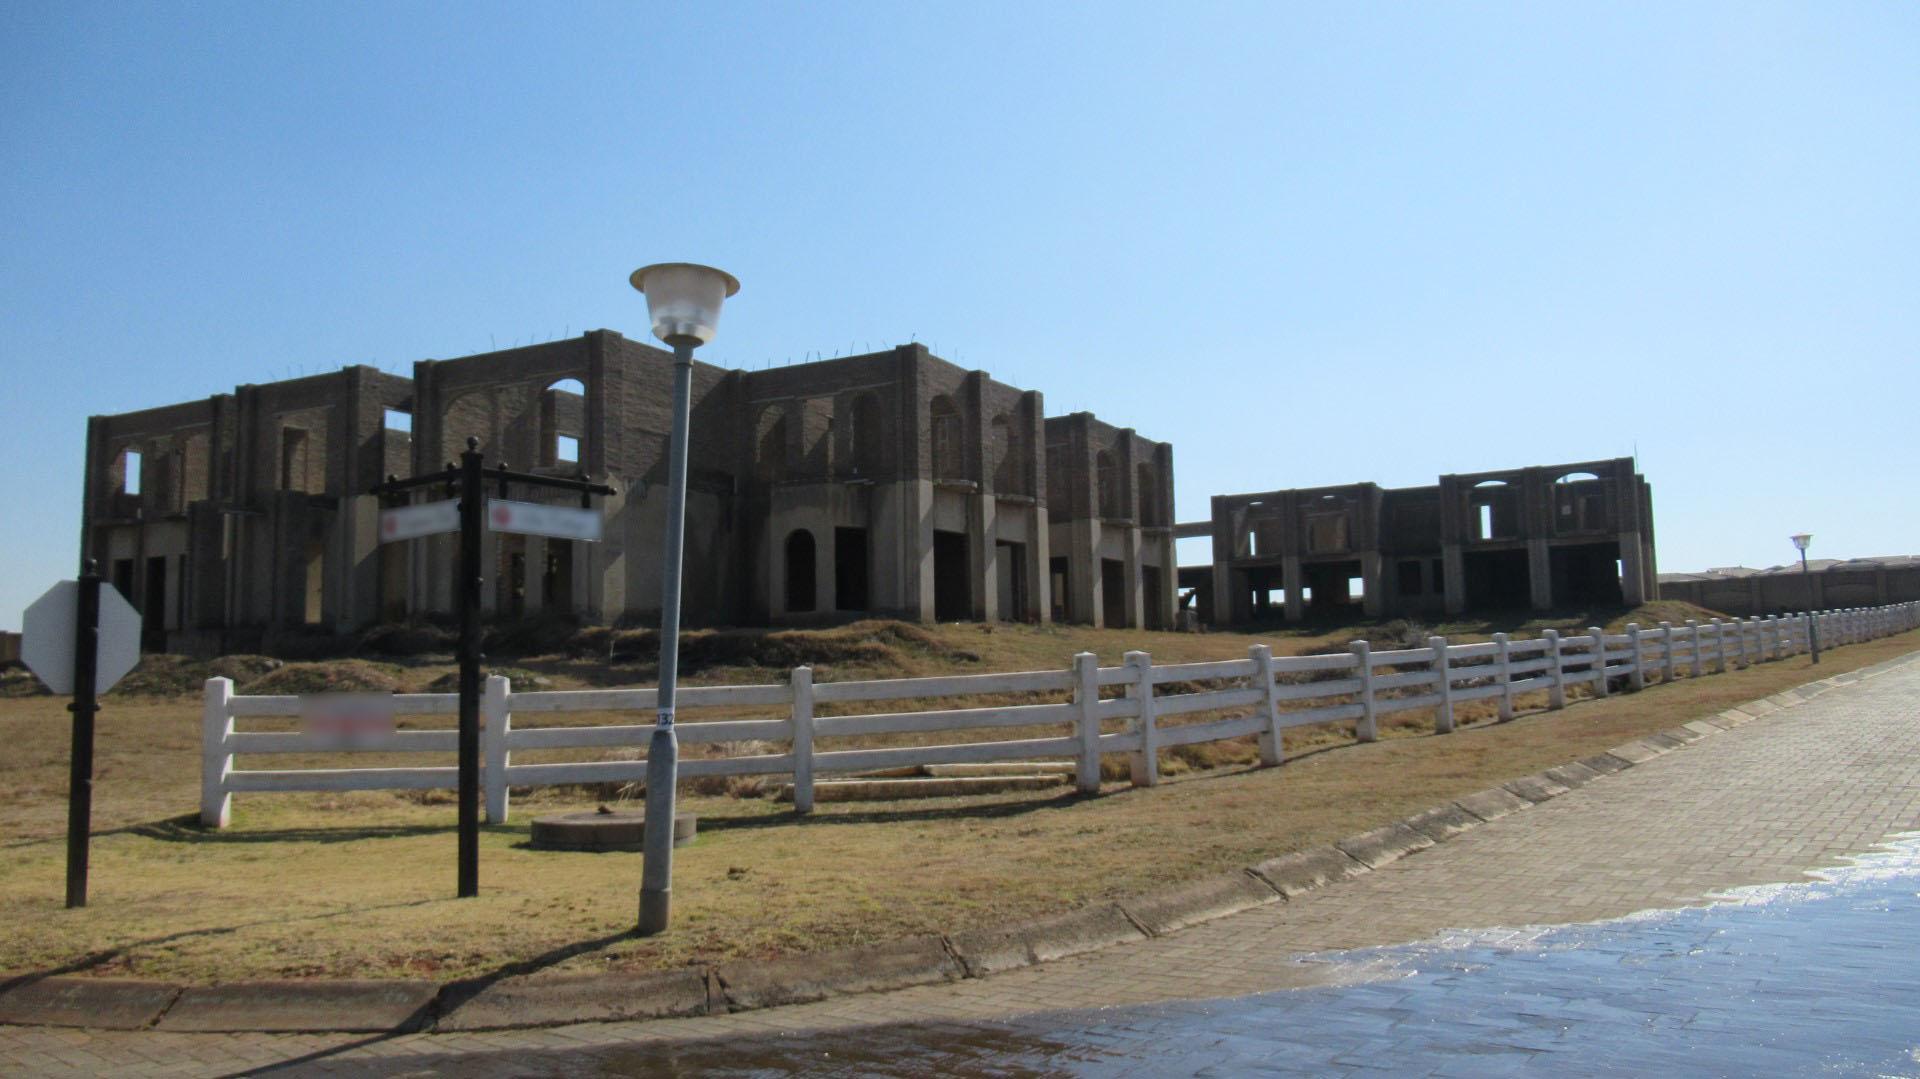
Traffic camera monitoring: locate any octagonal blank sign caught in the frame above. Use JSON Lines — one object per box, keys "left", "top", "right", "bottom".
{"left": 21, "top": 580, "right": 143, "bottom": 696}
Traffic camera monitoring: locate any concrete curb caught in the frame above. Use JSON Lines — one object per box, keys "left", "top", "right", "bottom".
{"left": 5, "top": 649, "right": 1916, "bottom": 1035}
{"left": 156, "top": 980, "right": 438, "bottom": 1034}
{"left": 433, "top": 969, "right": 710, "bottom": 1031}
{"left": 1119, "top": 870, "right": 1281, "bottom": 936}
{"left": 716, "top": 935, "right": 961, "bottom": 1011}
{"left": 0, "top": 978, "right": 180, "bottom": 1031}
{"left": 948, "top": 902, "right": 1146, "bottom": 977}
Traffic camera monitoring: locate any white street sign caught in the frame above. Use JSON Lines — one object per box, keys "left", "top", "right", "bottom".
{"left": 488, "top": 499, "right": 603, "bottom": 542}
{"left": 380, "top": 499, "right": 460, "bottom": 542}
{"left": 21, "top": 580, "right": 143, "bottom": 696}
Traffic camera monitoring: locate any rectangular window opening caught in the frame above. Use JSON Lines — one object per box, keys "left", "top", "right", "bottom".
{"left": 1348, "top": 576, "right": 1365, "bottom": 601}
{"left": 383, "top": 408, "right": 412, "bottom": 433}
{"left": 122, "top": 450, "right": 142, "bottom": 495}
{"left": 556, "top": 434, "right": 580, "bottom": 464}
{"left": 1477, "top": 503, "right": 1493, "bottom": 540}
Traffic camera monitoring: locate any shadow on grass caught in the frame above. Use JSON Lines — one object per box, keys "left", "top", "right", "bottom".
{"left": 0, "top": 895, "right": 442, "bottom": 992}
{"left": 82, "top": 813, "right": 533, "bottom": 847}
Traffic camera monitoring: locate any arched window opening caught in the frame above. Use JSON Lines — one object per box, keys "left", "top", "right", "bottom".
{"left": 118, "top": 448, "right": 143, "bottom": 497}
{"left": 1096, "top": 451, "right": 1123, "bottom": 518}
{"left": 1554, "top": 472, "right": 1606, "bottom": 532}
{"left": 849, "top": 393, "right": 885, "bottom": 476}
{"left": 929, "top": 395, "right": 963, "bottom": 480}
{"left": 540, "top": 378, "right": 587, "bottom": 468}
{"left": 1470, "top": 479, "right": 1516, "bottom": 541}
{"left": 785, "top": 530, "right": 817, "bottom": 613}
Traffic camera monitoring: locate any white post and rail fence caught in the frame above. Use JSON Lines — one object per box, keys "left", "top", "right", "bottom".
{"left": 201, "top": 601, "right": 1920, "bottom": 828}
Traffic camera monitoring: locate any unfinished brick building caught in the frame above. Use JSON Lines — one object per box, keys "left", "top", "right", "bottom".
{"left": 79, "top": 333, "right": 1177, "bottom": 652}
{"left": 1187, "top": 458, "right": 1657, "bottom": 626}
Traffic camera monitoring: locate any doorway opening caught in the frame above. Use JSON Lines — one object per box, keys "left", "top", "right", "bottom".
{"left": 835, "top": 527, "right": 870, "bottom": 611}
{"left": 785, "top": 530, "right": 817, "bottom": 613}
{"left": 1464, "top": 548, "right": 1531, "bottom": 609}
{"left": 933, "top": 530, "right": 969, "bottom": 621}
{"left": 144, "top": 555, "right": 168, "bottom": 645}
{"left": 1101, "top": 558, "right": 1128, "bottom": 628}
{"left": 544, "top": 544, "right": 575, "bottom": 612}
{"left": 995, "top": 541, "right": 1027, "bottom": 620}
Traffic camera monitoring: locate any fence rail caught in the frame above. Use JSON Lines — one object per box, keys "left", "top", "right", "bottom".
{"left": 200, "top": 602, "right": 1920, "bottom": 827}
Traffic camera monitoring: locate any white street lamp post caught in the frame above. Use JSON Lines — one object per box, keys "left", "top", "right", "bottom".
{"left": 629, "top": 262, "right": 739, "bottom": 935}
{"left": 1790, "top": 533, "right": 1819, "bottom": 665}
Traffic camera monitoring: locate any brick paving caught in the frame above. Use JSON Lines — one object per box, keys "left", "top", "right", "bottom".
{"left": 4, "top": 652, "right": 1918, "bottom": 1076}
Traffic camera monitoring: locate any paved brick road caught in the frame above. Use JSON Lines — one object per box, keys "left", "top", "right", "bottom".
{"left": 5, "top": 653, "right": 1919, "bottom": 1076}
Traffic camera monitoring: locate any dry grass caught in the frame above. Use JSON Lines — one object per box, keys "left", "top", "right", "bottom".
{"left": 1, "top": 609, "right": 1899, "bottom": 986}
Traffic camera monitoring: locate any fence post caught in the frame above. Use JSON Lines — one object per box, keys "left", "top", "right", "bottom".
{"left": 1350, "top": 640, "right": 1378, "bottom": 740}
{"left": 1493, "top": 632, "right": 1515, "bottom": 720}
{"left": 1428, "top": 636, "right": 1455, "bottom": 733}
{"left": 1686, "top": 620, "right": 1704, "bottom": 677}
{"left": 1588, "top": 627, "right": 1610, "bottom": 698}
{"left": 1544, "top": 630, "right": 1566, "bottom": 709}
{"left": 200, "top": 677, "right": 234, "bottom": 829}
{"left": 1124, "top": 651, "right": 1159, "bottom": 787}
{"left": 1710, "top": 619, "right": 1727, "bottom": 674}
{"left": 483, "top": 675, "right": 511, "bottom": 824}
{"left": 790, "top": 666, "right": 815, "bottom": 814}
{"left": 1250, "top": 644, "right": 1283, "bottom": 766}
{"left": 1765, "top": 615, "right": 1781, "bottom": 660}
{"left": 1626, "top": 624, "right": 1645, "bottom": 691}
{"left": 1072, "top": 652, "right": 1102, "bottom": 793}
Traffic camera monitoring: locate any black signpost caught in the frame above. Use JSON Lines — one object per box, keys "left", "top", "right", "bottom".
{"left": 372, "top": 437, "right": 613, "bottom": 898}
{"left": 65, "top": 562, "right": 101, "bottom": 909}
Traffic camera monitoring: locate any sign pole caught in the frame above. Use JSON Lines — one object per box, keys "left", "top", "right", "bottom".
{"left": 456, "top": 438, "right": 484, "bottom": 898}
{"left": 66, "top": 560, "right": 102, "bottom": 909}
{"left": 370, "top": 448, "right": 610, "bottom": 902}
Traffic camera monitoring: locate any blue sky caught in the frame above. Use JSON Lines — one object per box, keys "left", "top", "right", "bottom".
{"left": 3, "top": 2, "right": 1916, "bottom": 630}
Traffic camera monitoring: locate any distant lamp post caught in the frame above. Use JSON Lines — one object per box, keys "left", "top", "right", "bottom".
{"left": 629, "top": 262, "right": 739, "bottom": 936}
{"left": 1791, "top": 533, "right": 1820, "bottom": 665}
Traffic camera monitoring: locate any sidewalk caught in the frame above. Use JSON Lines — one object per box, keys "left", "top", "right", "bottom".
{"left": 5, "top": 651, "right": 1920, "bottom": 1075}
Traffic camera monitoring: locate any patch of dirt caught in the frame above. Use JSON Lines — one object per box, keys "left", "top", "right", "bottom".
{"left": 239, "top": 660, "right": 406, "bottom": 696}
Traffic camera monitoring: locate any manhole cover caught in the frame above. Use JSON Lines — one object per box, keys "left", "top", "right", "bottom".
{"left": 529, "top": 810, "right": 697, "bottom": 852}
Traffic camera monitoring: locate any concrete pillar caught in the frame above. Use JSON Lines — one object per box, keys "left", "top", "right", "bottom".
{"left": 1359, "top": 550, "right": 1384, "bottom": 618}
{"left": 341, "top": 493, "right": 381, "bottom": 630}
{"left": 1282, "top": 555, "right": 1304, "bottom": 622}
{"left": 910, "top": 478, "right": 936, "bottom": 621}
{"left": 592, "top": 483, "right": 626, "bottom": 622}
{"left": 1442, "top": 544, "right": 1466, "bottom": 615}
{"left": 1618, "top": 530, "right": 1646, "bottom": 606}
{"left": 1123, "top": 526, "right": 1143, "bottom": 630}
{"left": 1211, "top": 561, "right": 1235, "bottom": 627}
{"left": 1152, "top": 529, "right": 1167, "bottom": 625}
{"left": 1527, "top": 539, "right": 1553, "bottom": 611}
{"left": 1070, "top": 518, "right": 1099, "bottom": 626}
{"left": 1029, "top": 505, "right": 1051, "bottom": 623}
{"left": 973, "top": 494, "right": 997, "bottom": 622}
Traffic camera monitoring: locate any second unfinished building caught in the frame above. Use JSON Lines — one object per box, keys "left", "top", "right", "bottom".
{"left": 1190, "top": 458, "right": 1657, "bottom": 626}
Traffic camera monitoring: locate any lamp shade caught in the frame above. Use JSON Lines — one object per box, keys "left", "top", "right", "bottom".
{"left": 629, "top": 262, "right": 739, "bottom": 346}
{"left": 1791, "top": 533, "right": 1812, "bottom": 552}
